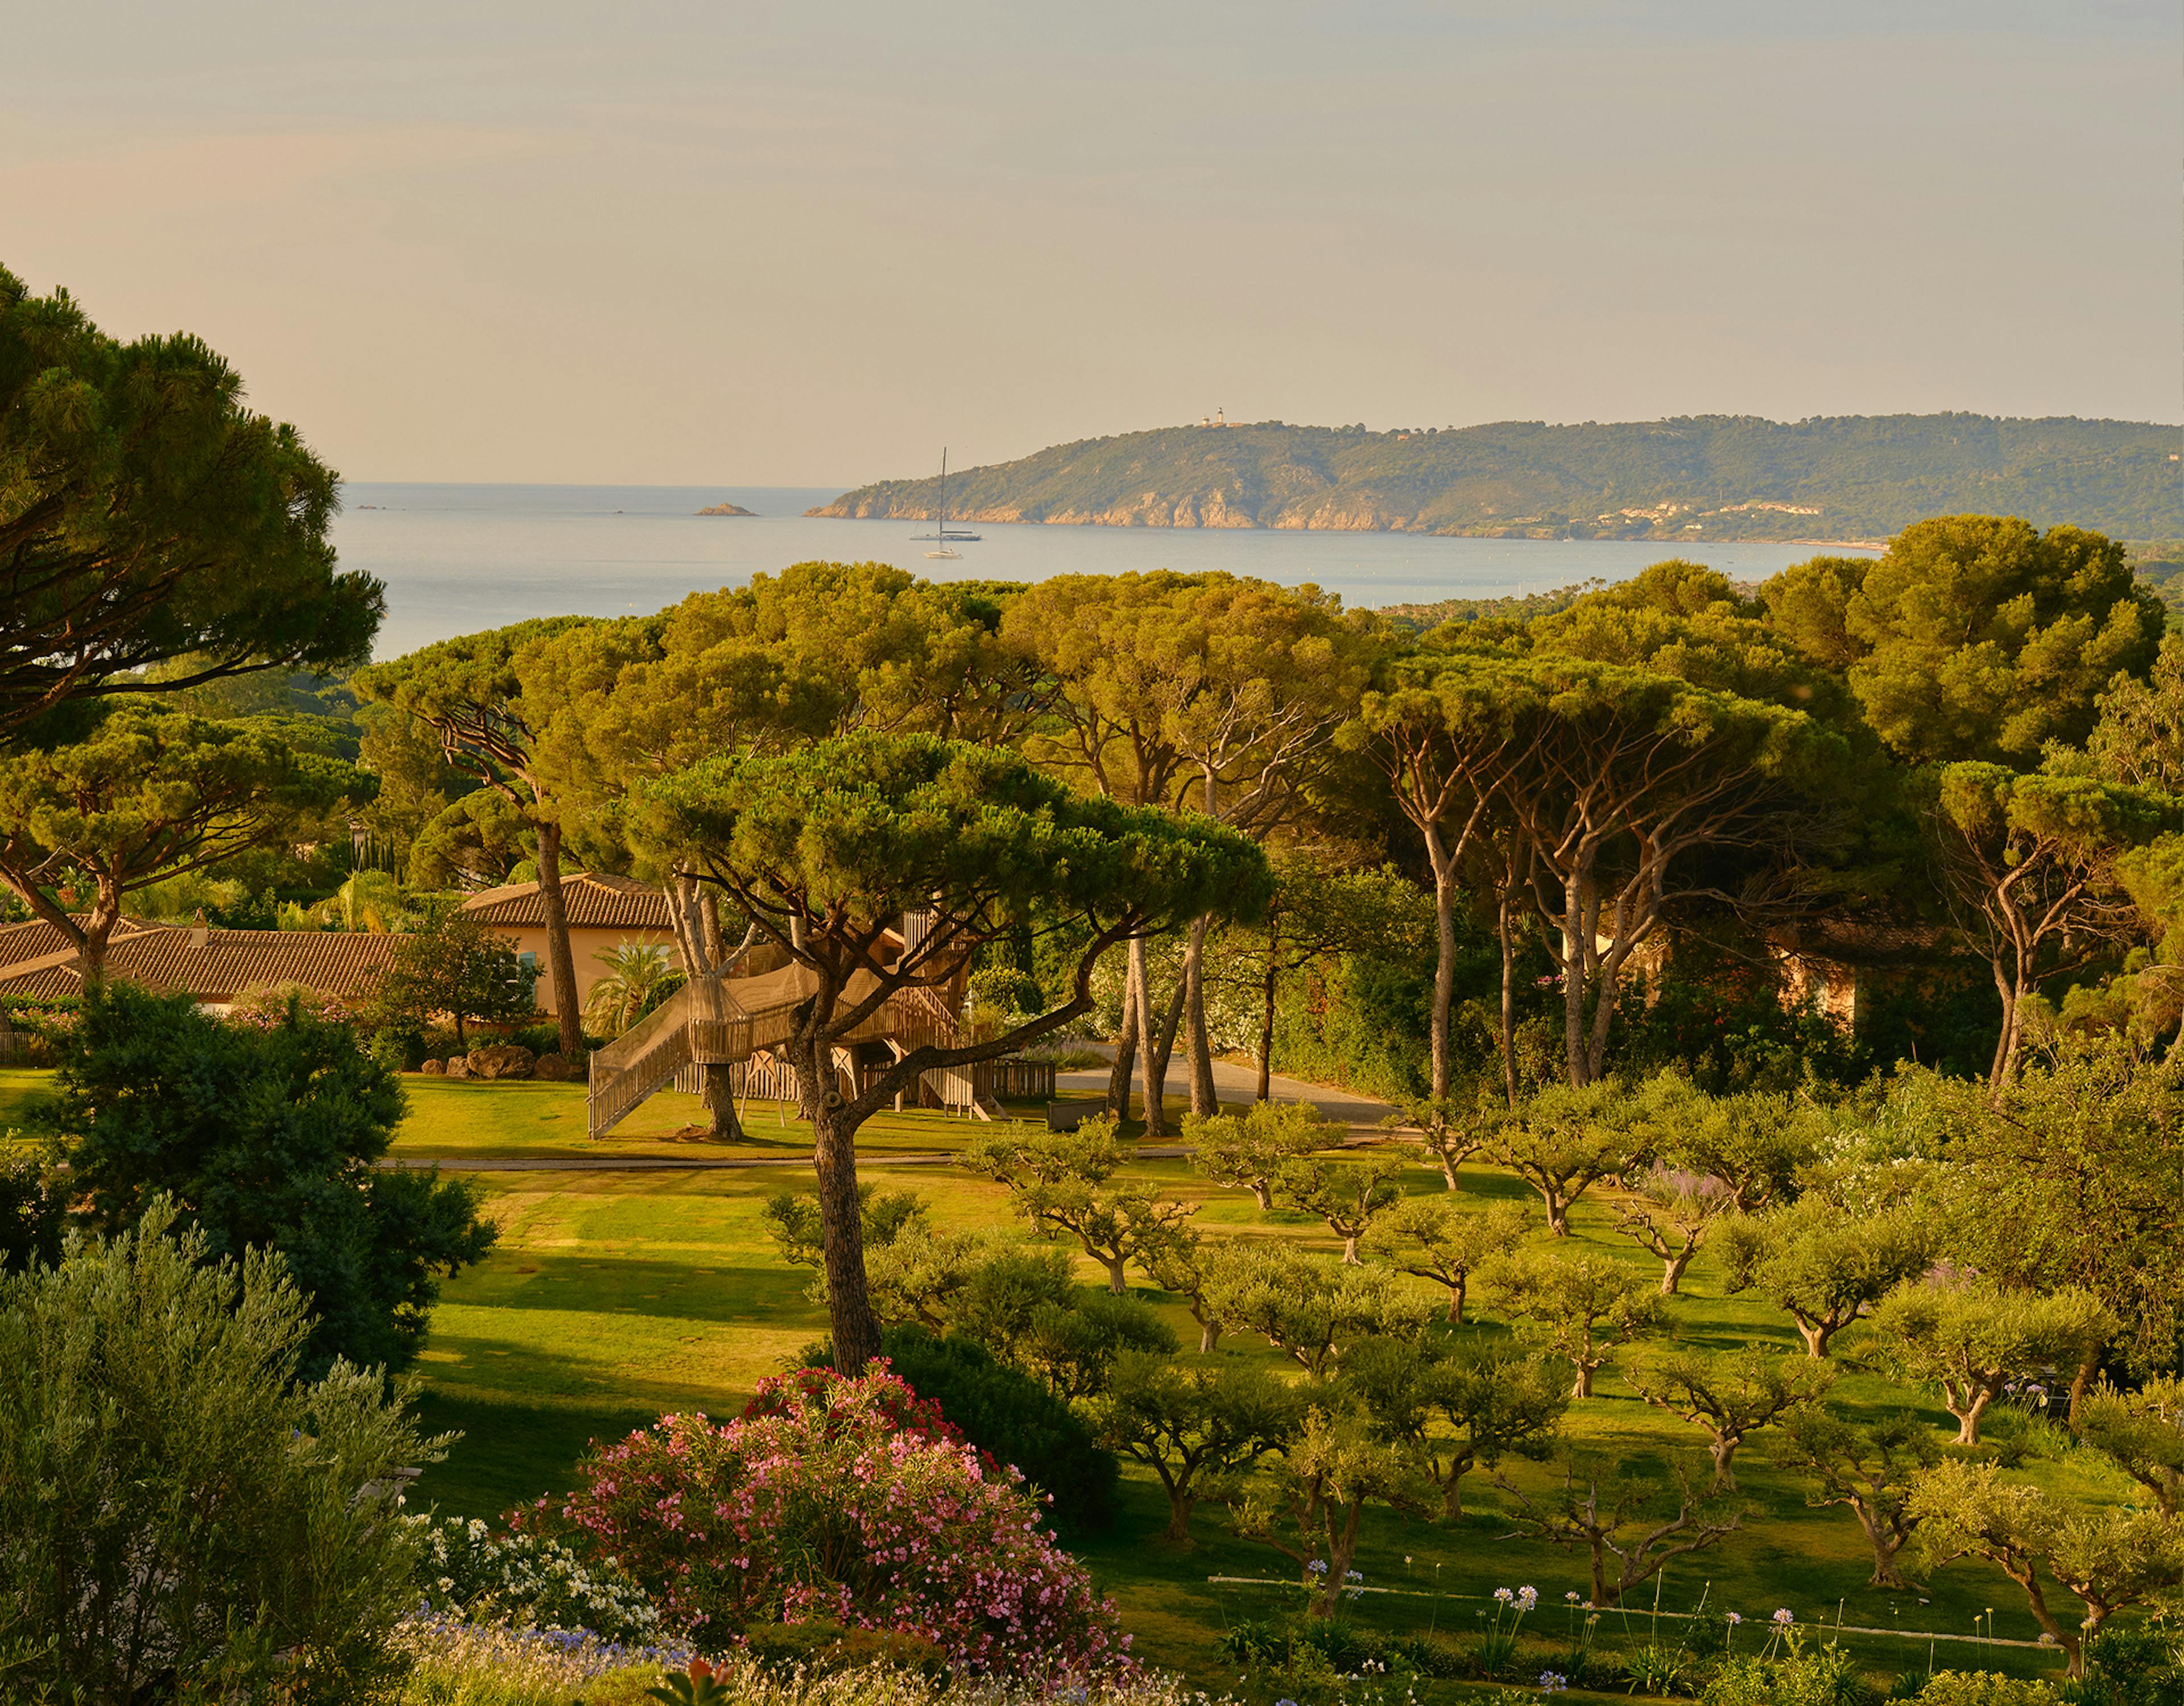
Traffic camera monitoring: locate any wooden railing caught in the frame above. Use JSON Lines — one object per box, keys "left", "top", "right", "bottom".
{"left": 588, "top": 969, "right": 990, "bottom": 1137}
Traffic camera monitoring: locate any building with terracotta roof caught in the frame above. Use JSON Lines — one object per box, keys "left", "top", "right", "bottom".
{"left": 0, "top": 916, "right": 402, "bottom": 1012}
{"left": 458, "top": 873, "right": 679, "bottom": 1017}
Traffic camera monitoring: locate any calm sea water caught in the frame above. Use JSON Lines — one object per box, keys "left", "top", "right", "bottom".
{"left": 338, "top": 483, "right": 1875, "bottom": 659}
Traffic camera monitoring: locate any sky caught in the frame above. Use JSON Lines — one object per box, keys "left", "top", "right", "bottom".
{"left": 3, "top": 1, "right": 2178, "bottom": 487}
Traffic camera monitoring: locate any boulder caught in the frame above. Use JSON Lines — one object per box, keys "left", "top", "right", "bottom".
{"left": 444, "top": 1057, "right": 472, "bottom": 1080}
{"left": 420, "top": 1059, "right": 446, "bottom": 1076}
{"left": 533, "top": 1051, "right": 575, "bottom": 1082}
{"left": 468, "top": 1044, "right": 536, "bottom": 1081}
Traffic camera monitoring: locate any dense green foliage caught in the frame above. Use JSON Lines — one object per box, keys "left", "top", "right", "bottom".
{"left": 869, "top": 1324, "right": 1121, "bottom": 1533}
{"left": 0, "top": 1204, "right": 430, "bottom": 1702}
{"left": 0, "top": 265, "right": 383, "bottom": 735}
{"left": 38, "top": 984, "right": 497, "bottom": 1376}
{"left": 815, "top": 415, "right": 2183, "bottom": 542}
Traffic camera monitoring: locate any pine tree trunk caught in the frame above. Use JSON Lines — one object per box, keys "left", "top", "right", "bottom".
{"left": 703, "top": 1065, "right": 742, "bottom": 1139}
{"left": 1106, "top": 956, "right": 1140, "bottom": 1119}
{"left": 536, "top": 819, "right": 585, "bottom": 1058}
{"left": 1184, "top": 915, "right": 1218, "bottom": 1115}
{"left": 1562, "top": 873, "right": 1591, "bottom": 1088}
{"left": 1429, "top": 829, "right": 1458, "bottom": 1103}
{"left": 1258, "top": 949, "right": 1279, "bottom": 1103}
{"left": 1498, "top": 881, "right": 1520, "bottom": 1107}
{"left": 805, "top": 1042, "right": 880, "bottom": 1372}
{"left": 1132, "top": 937, "right": 1165, "bottom": 1134}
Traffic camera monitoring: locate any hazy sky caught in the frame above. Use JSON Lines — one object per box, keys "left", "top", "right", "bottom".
{"left": 5, "top": 2, "right": 2178, "bottom": 486}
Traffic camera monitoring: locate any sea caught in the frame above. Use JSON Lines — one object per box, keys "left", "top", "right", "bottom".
{"left": 337, "top": 483, "right": 1878, "bottom": 660}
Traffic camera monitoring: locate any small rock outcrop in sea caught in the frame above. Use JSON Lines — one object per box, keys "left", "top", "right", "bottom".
{"left": 695, "top": 501, "right": 756, "bottom": 516}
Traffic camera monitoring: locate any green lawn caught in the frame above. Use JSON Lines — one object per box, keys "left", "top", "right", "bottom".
{"left": 0, "top": 1063, "right": 2097, "bottom": 1692}
{"left": 0, "top": 1066, "right": 49, "bottom": 1134}
{"left": 400, "top": 1093, "right": 2084, "bottom": 1695}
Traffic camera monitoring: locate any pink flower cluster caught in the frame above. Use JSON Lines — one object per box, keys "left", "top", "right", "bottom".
{"left": 523, "top": 1365, "right": 1132, "bottom": 1680}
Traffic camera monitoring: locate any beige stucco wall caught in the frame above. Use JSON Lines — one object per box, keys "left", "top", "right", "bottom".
{"left": 485, "top": 924, "right": 681, "bottom": 1017}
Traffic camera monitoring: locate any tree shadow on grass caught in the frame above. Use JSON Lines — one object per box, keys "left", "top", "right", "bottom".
{"left": 411, "top": 1389, "right": 660, "bottom": 1521}
{"left": 460, "top": 1251, "right": 815, "bottom": 1323}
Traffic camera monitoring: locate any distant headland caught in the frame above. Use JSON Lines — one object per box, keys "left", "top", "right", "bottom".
{"left": 810, "top": 414, "right": 2183, "bottom": 544}
{"left": 695, "top": 500, "right": 756, "bottom": 516}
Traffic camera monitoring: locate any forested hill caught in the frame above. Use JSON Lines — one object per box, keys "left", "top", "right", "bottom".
{"left": 812, "top": 415, "right": 2183, "bottom": 543}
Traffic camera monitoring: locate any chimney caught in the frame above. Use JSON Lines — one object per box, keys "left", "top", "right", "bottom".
{"left": 191, "top": 909, "right": 209, "bottom": 951}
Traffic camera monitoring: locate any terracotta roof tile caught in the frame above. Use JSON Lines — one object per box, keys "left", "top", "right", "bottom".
{"left": 0, "top": 925, "right": 403, "bottom": 1004}
{"left": 462, "top": 872, "right": 673, "bottom": 932}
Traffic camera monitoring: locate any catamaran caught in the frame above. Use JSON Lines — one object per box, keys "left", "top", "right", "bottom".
{"left": 915, "top": 449, "right": 980, "bottom": 558}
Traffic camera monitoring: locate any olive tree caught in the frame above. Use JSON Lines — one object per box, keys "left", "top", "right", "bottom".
{"left": 1187, "top": 1098, "right": 1334, "bottom": 1211}
{"left": 1362, "top": 1194, "right": 1533, "bottom": 1323}
{"left": 1486, "top": 1076, "right": 1671, "bottom": 1235}
{"left": 1234, "top": 1402, "right": 1432, "bottom": 1617}
{"left": 1772, "top": 1406, "right": 1943, "bottom": 1589}
{"left": 1871, "top": 1280, "right": 2113, "bottom": 1446}
{"left": 1718, "top": 1195, "right": 1932, "bottom": 1359}
{"left": 1202, "top": 1241, "right": 1432, "bottom": 1377}
{"left": 1483, "top": 1248, "right": 1668, "bottom": 1398}
{"left": 1614, "top": 1168, "right": 1738, "bottom": 1294}
{"left": 1275, "top": 1152, "right": 1409, "bottom": 1263}
{"left": 1908, "top": 1457, "right": 2184, "bottom": 1678}
{"left": 0, "top": 1203, "right": 433, "bottom": 1702}
{"left": 1345, "top": 1336, "right": 1568, "bottom": 1519}
{"left": 634, "top": 730, "right": 1268, "bottom": 1370}
{"left": 2073, "top": 1378, "right": 2183, "bottom": 1515}
{"left": 1623, "top": 1346, "right": 1836, "bottom": 1491}
{"left": 962, "top": 1119, "right": 1197, "bottom": 1294}
{"left": 1496, "top": 1452, "right": 1743, "bottom": 1609}
{"left": 1094, "top": 1349, "right": 1303, "bottom": 1546}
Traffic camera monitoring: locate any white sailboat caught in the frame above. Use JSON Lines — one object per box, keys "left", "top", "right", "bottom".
{"left": 915, "top": 448, "right": 979, "bottom": 559}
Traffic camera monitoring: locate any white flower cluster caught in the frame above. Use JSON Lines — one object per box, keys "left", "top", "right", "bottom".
{"left": 412, "top": 1514, "right": 662, "bottom": 1645}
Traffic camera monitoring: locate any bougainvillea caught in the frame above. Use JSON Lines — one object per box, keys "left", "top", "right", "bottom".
{"left": 524, "top": 1365, "right": 1131, "bottom": 1679}
{"left": 224, "top": 980, "right": 351, "bottom": 1030}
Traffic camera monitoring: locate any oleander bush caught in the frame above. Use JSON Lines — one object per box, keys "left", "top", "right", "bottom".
{"left": 872, "top": 1324, "right": 1120, "bottom": 1532}
{"left": 528, "top": 1365, "right": 1132, "bottom": 1678}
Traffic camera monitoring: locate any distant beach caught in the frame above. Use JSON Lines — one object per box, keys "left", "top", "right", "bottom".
{"left": 337, "top": 483, "right": 1881, "bottom": 659}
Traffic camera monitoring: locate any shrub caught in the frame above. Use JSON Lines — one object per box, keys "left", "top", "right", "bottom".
{"left": 660, "top": 1654, "right": 1213, "bottom": 1706}
{"left": 226, "top": 978, "right": 353, "bottom": 1029}
{"left": 1703, "top": 1648, "right": 1882, "bottom": 1706}
{"left": 0, "top": 1203, "right": 431, "bottom": 1703}
{"left": 2066, "top": 1625, "right": 2184, "bottom": 1705}
{"left": 877, "top": 1324, "right": 1120, "bottom": 1531}
{"left": 388, "top": 1614, "right": 689, "bottom": 1705}
{"left": 741, "top": 1620, "right": 947, "bottom": 1678}
{"left": 535, "top": 1366, "right": 1131, "bottom": 1678}
{"left": 416, "top": 1515, "right": 662, "bottom": 1643}
{"left": 39, "top": 982, "right": 496, "bottom": 1377}
{"left": 1909, "top": 1674, "right": 2061, "bottom": 1705}
{"left": 0, "top": 1149, "right": 65, "bottom": 1274}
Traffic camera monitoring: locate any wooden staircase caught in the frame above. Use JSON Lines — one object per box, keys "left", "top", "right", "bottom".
{"left": 585, "top": 970, "right": 974, "bottom": 1138}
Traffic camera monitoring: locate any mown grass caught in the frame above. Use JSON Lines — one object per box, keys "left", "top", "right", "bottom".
{"left": 0, "top": 1066, "right": 50, "bottom": 1135}
{"left": 0, "top": 1062, "right": 2095, "bottom": 1692}
{"left": 403, "top": 1105, "right": 2088, "bottom": 1694}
